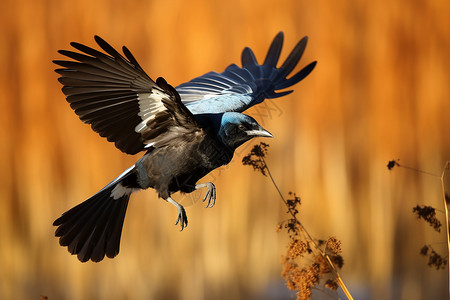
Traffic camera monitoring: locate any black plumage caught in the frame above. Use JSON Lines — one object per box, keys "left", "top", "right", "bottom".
{"left": 177, "top": 32, "right": 316, "bottom": 111}
{"left": 53, "top": 182, "right": 130, "bottom": 262}
{"left": 53, "top": 32, "right": 315, "bottom": 262}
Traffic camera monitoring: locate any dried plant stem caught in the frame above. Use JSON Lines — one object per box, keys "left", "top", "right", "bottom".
{"left": 399, "top": 165, "right": 440, "bottom": 178}
{"left": 440, "top": 161, "right": 450, "bottom": 295}
{"left": 262, "top": 158, "right": 354, "bottom": 300}
{"left": 324, "top": 255, "right": 353, "bottom": 299}
{"left": 263, "top": 157, "right": 287, "bottom": 206}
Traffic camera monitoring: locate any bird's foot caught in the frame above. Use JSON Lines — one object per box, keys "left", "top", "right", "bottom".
{"left": 196, "top": 182, "right": 216, "bottom": 208}
{"left": 174, "top": 206, "right": 188, "bottom": 231}
{"left": 167, "top": 197, "right": 188, "bottom": 231}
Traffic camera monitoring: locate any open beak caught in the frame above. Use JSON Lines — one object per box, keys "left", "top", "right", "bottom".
{"left": 246, "top": 127, "right": 273, "bottom": 138}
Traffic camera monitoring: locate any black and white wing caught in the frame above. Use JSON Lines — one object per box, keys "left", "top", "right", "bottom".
{"left": 54, "top": 36, "right": 201, "bottom": 155}
{"left": 176, "top": 32, "right": 317, "bottom": 114}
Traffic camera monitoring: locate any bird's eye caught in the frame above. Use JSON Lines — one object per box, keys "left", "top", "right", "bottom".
{"left": 238, "top": 124, "right": 246, "bottom": 131}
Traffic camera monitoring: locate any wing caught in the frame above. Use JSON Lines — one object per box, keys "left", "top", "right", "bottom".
{"left": 176, "top": 32, "right": 317, "bottom": 114}
{"left": 54, "top": 36, "right": 201, "bottom": 155}
{"left": 140, "top": 77, "right": 203, "bottom": 149}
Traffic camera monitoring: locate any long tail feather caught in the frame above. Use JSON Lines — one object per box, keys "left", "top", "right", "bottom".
{"left": 54, "top": 170, "right": 135, "bottom": 262}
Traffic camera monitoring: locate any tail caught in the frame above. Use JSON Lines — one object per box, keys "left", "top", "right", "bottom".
{"left": 53, "top": 166, "right": 136, "bottom": 262}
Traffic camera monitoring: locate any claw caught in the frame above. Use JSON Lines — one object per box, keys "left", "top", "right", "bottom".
{"left": 167, "top": 197, "right": 188, "bottom": 231}
{"left": 174, "top": 205, "right": 188, "bottom": 231}
{"left": 196, "top": 182, "right": 216, "bottom": 208}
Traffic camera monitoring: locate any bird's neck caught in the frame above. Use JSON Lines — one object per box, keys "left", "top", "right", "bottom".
{"left": 193, "top": 113, "right": 223, "bottom": 132}
{"left": 194, "top": 113, "right": 243, "bottom": 154}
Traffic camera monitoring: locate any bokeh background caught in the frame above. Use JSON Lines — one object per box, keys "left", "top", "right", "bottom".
{"left": 1, "top": 0, "right": 449, "bottom": 299}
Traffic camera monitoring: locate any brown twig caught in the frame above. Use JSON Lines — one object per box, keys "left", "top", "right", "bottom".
{"left": 262, "top": 157, "right": 354, "bottom": 300}
{"left": 440, "top": 161, "right": 450, "bottom": 295}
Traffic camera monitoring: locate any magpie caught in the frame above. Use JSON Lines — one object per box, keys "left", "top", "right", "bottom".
{"left": 52, "top": 32, "right": 316, "bottom": 262}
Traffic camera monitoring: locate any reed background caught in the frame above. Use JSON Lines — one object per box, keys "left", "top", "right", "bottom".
{"left": 1, "top": 0, "right": 449, "bottom": 299}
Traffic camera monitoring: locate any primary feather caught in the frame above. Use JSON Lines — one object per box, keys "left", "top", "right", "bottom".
{"left": 177, "top": 32, "right": 316, "bottom": 114}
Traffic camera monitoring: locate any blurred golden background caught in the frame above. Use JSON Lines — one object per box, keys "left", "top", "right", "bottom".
{"left": 1, "top": 0, "right": 449, "bottom": 299}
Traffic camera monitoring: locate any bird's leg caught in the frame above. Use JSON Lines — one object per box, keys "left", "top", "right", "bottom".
{"left": 195, "top": 182, "right": 216, "bottom": 208}
{"left": 167, "top": 197, "right": 188, "bottom": 231}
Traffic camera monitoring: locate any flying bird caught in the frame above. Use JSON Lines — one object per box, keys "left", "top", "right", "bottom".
{"left": 53, "top": 32, "right": 316, "bottom": 262}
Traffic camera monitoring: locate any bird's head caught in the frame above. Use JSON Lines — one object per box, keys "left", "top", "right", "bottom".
{"left": 218, "top": 112, "right": 273, "bottom": 150}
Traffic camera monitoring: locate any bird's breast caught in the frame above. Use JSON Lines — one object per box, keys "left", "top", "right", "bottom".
{"left": 134, "top": 137, "right": 233, "bottom": 192}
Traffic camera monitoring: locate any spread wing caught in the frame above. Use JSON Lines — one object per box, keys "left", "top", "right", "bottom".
{"left": 54, "top": 36, "right": 201, "bottom": 155}
{"left": 176, "top": 32, "right": 317, "bottom": 114}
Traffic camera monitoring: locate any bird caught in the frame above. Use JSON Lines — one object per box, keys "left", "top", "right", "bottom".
{"left": 52, "top": 32, "right": 316, "bottom": 262}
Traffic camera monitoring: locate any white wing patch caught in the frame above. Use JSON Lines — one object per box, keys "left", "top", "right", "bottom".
{"left": 184, "top": 94, "right": 252, "bottom": 114}
{"left": 135, "top": 89, "right": 168, "bottom": 133}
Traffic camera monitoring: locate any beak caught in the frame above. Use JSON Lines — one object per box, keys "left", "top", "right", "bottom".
{"left": 246, "top": 127, "right": 273, "bottom": 138}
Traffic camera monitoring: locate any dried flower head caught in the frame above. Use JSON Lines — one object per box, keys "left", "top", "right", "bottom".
{"left": 286, "top": 192, "right": 302, "bottom": 218}
{"left": 331, "top": 254, "right": 345, "bottom": 269}
{"left": 387, "top": 159, "right": 400, "bottom": 170}
{"left": 325, "top": 279, "right": 339, "bottom": 291}
{"left": 295, "top": 264, "right": 320, "bottom": 300}
{"left": 241, "top": 142, "right": 269, "bottom": 176}
{"left": 243, "top": 145, "right": 351, "bottom": 300}
{"left": 281, "top": 261, "right": 301, "bottom": 291}
{"left": 314, "top": 254, "right": 331, "bottom": 274}
{"left": 412, "top": 205, "right": 442, "bottom": 232}
{"left": 287, "top": 239, "right": 309, "bottom": 259}
{"left": 420, "top": 244, "right": 448, "bottom": 270}
{"left": 326, "top": 236, "right": 342, "bottom": 256}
